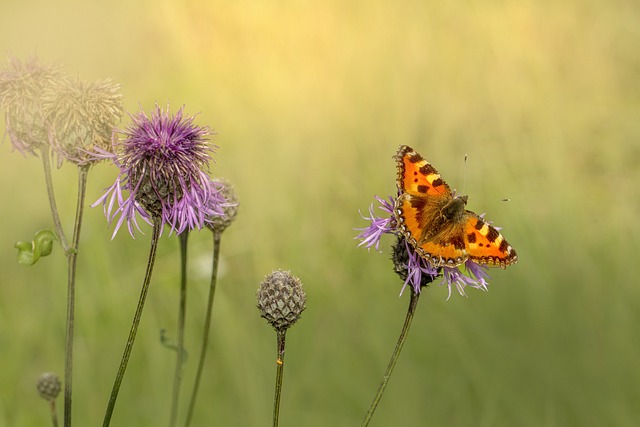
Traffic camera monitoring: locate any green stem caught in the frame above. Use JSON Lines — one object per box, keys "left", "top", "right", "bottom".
{"left": 272, "top": 330, "right": 287, "bottom": 427}
{"left": 63, "top": 164, "right": 89, "bottom": 427}
{"left": 361, "top": 290, "right": 421, "bottom": 426}
{"left": 102, "top": 220, "right": 162, "bottom": 427}
{"left": 169, "top": 231, "right": 189, "bottom": 427}
{"left": 49, "top": 400, "right": 59, "bottom": 427}
{"left": 184, "top": 231, "right": 222, "bottom": 427}
{"left": 40, "top": 147, "right": 70, "bottom": 254}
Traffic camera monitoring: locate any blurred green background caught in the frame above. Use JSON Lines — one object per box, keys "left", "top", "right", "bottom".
{"left": 1, "top": 0, "right": 639, "bottom": 426}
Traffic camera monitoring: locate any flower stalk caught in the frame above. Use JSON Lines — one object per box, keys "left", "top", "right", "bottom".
{"left": 40, "top": 147, "right": 70, "bottom": 254}
{"left": 62, "top": 164, "right": 89, "bottom": 427}
{"left": 361, "top": 290, "right": 420, "bottom": 426}
{"left": 272, "top": 330, "right": 287, "bottom": 427}
{"left": 102, "top": 219, "right": 162, "bottom": 427}
{"left": 184, "top": 230, "right": 222, "bottom": 427}
{"left": 184, "top": 178, "right": 237, "bottom": 426}
{"left": 169, "top": 231, "right": 189, "bottom": 427}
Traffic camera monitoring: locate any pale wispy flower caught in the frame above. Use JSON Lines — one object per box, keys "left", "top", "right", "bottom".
{"left": 93, "top": 104, "right": 225, "bottom": 238}
{"left": 43, "top": 77, "right": 124, "bottom": 166}
{"left": 0, "top": 56, "right": 65, "bottom": 155}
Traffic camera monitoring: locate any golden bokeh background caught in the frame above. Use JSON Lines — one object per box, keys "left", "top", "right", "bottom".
{"left": 1, "top": 0, "right": 639, "bottom": 425}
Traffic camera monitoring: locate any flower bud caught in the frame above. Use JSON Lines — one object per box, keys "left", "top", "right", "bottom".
{"left": 36, "top": 372, "right": 61, "bottom": 402}
{"left": 257, "top": 270, "right": 306, "bottom": 332}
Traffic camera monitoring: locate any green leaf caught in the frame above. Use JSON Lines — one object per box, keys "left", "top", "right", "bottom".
{"left": 14, "top": 229, "right": 57, "bottom": 265}
{"left": 33, "top": 230, "right": 56, "bottom": 256}
{"left": 15, "top": 241, "right": 37, "bottom": 265}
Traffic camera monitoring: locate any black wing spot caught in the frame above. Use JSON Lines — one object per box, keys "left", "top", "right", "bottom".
{"left": 486, "top": 227, "right": 499, "bottom": 243}
{"left": 419, "top": 164, "right": 437, "bottom": 175}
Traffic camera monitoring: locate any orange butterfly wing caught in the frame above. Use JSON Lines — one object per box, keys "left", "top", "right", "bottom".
{"left": 394, "top": 145, "right": 517, "bottom": 268}
{"left": 463, "top": 214, "right": 517, "bottom": 268}
{"left": 395, "top": 145, "right": 451, "bottom": 198}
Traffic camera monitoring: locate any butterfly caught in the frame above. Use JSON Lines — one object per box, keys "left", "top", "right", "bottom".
{"left": 393, "top": 145, "right": 517, "bottom": 268}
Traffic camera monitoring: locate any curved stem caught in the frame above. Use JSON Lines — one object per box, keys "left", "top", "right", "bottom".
{"left": 102, "top": 220, "right": 162, "bottom": 427}
{"left": 63, "top": 164, "right": 89, "bottom": 427}
{"left": 49, "top": 400, "right": 60, "bottom": 427}
{"left": 272, "top": 330, "right": 287, "bottom": 427}
{"left": 361, "top": 290, "right": 421, "bottom": 427}
{"left": 169, "top": 231, "right": 189, "bottom": 427}
{"left": 40, "top": 147, "right": 70, "bottom": 253}
{"left": 184, "top": 231, "right": 222, "bottom": 427}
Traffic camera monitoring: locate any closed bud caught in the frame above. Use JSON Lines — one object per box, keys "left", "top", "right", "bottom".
{"left": 36, "top": 372, "right": 61, "bottom": 402}
{"left": 257, "top": 270, "right": 306, "bottom": 332}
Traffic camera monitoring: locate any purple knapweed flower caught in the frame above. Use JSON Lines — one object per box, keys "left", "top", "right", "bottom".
{"left": 355, "top": 196, "right": 396, "bottom": 251}
{"left": 93, "top": 104, "right": 225, "bottom": 238}
{"left": 356, "top": 195, "right": 492, "bottom": 299}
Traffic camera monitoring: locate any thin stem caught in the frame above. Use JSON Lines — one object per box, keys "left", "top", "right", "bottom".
{"left": 169, "top": 231, "right": 190, "bottom": 427}
{"left": 361, "top": 290, "right": 421, "bottom": 426}
{"left": 184, "top": 231, "right": 222, "bottom": 427}
{"left": 49, "top": 400, "right": 60, "bottom": 427}
{"left": 102, "top": 220, "right": 162, "bottom": 427}
{"left": 40, "top": 147, "right": 70, "bottom": 253}
{"left": 272, "top": 330, "right": 287, "bottom": 427}
{"left": 63, "top": 164, "right": 89, "bottom": 427}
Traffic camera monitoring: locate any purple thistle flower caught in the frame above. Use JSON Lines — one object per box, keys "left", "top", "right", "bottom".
{"left": 392, "top": 237, "right": 439, "bottom": 295}
{"left": 356, "top": 194, "right": 492, "bottom": 298}
{"left": 93, "top": 104, "right": 225, "bottom": 238}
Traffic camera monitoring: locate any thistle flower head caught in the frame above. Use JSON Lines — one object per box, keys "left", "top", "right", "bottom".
{"left": 36, "top": 372, "right": 61, "bottom": 402}
{"left": 0, "top": 56, "right": 65, "bottom": 155}
{"left": 257, "top": 270, "right": 307, "bottom": 332}
{"left": 391, "top": 236, "right": 439, "bottom": 294}
{"left": 43, "top": 77, "right": 123, "bottom": 166}
{"left": 206, "top": 177, "right": 239, "bottom": 234}
{"left": 356, "top": 194, "right": 492, "bottom": 298}
{"left": 93, "top": 104, "right": 225, "bottom": 238}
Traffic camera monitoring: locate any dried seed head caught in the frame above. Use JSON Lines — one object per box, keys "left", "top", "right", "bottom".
{"left": 257, "top": 270, "right": 306, "bottom": 332}
{"left": 43, "top": 77, "right": 123, "bottom": 165}
{"left": 0, "top": 56, "right": 65, "bottom": 155}
{"left": 36, "top": 372, "right": 61, "bottom": 402}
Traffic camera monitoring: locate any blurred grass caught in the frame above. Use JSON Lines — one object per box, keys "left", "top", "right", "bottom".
{"left": 1, "top": 0, "right": 640, "bottom": 425}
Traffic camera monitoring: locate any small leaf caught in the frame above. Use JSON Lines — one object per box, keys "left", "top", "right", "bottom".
{"left": 15, "top": 240, "right": 37, "bottom": 265}
{"left": 14, "top": 229, "right": 57, "bottom": 265}
{"left": 33, "top": 230, "right": 56, "bottom": 256}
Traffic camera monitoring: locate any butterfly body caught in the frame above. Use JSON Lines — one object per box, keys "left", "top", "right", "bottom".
{"left": 394, "top": 145, "right": 517, "bottom": 268}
